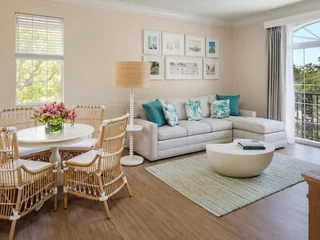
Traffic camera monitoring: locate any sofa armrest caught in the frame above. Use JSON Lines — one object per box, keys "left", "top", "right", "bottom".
{"left": 239, "top": 109, "right": 256, "bottom": 118}
{"left": 133, "top": 118, "right": 158, "bottom": 161}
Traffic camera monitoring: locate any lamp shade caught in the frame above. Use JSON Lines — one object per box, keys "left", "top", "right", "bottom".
{"left": 114, "top": 61, "right": 150, "bottom": 88}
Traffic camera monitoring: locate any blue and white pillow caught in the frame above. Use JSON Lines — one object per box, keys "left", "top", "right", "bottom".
{"left": 210, "top": 100, "right": 230, "bottom": 119}
{"left": 185, "top": 100, "right": 203, "bottom": 121}
{"left": 163, "top": 104, "right": 179, "bottom": 126}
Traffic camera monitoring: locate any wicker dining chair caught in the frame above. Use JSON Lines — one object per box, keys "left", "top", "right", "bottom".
{"left": 63, "top": 113, "right": 132, "bottom": 218}
{"left": 0, "top": 107, "right": 51, "bottom": 162}
{"left": 59, "top": 105, "right": 105, "bottom": 161}
{"left": 0, "top": 127, "right": 58, "bottom": 240}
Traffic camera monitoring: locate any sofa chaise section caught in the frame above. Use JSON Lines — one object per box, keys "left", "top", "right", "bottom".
{"left": 225, "top": 116, "right": 287, "bottom": 149}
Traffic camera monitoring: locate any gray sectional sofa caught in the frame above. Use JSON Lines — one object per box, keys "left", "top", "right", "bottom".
{"left": 133, "top": 95, "right": 287, "bottom": 161}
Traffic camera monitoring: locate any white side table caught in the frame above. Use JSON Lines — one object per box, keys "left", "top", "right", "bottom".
{"left": 121, "top": 124, "right": 144, "bottom": 166}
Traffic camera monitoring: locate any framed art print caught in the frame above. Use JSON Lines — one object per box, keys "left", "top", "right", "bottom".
{"left": 203, "top": 58, "right": 219, "bottom": 79}
{"left": 143, "top": 56, "right": 164, "bottom": 80}
{"left": 166, "top": 58, "right": 202, "bottom": 80}
{"left": 162, "top": 32, "right": 184, "bottom": 56}
{"left": 143, "top": 30, "right": 161, "bottom": 54}
{"left": 185, "top": 35, "right": 205, "bottom": 57}
{"left": 206, "top": 37, "right": 219, "bottom": 58}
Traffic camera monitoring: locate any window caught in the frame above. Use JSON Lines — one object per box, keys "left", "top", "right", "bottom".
{"left": 15, "top": 13, "right": 64, "bottom": 105}
{"left": 293, "top": 22, "right": 320, "bottom": 143}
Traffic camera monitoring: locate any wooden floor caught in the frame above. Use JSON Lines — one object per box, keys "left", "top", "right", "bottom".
{"left": 0, "top": 143, "right": 319, "bottom": 240}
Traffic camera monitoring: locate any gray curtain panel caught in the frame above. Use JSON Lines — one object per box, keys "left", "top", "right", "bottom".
{"left": 267, "top": 26, "right": 282, "bottom": 121}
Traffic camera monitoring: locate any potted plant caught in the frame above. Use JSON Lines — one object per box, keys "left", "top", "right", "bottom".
{"left": 34, "top": 102, "right": 77, "bottom": 134}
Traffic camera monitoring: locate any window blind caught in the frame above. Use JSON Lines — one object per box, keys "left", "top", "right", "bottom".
{"left": 16, "top": 13, "right": 64, "bottom": 59}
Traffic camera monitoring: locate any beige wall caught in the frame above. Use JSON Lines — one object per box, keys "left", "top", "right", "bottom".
{"left": 0, "top": 0, "right": 234, "bottom": 118}
{"left": 231, "top": 24, "right": 268, "bottom": 117}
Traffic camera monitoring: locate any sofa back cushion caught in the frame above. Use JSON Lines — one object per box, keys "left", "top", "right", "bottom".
{"left": 189, "top": 96, "right": 210, "bottom": 118}
{"left": 165, "top": 98, "right": 187, "bottom": 120}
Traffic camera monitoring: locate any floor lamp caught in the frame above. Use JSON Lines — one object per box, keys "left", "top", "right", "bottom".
{"left": 114, "top": 61, "right": 150, "bottom": 166}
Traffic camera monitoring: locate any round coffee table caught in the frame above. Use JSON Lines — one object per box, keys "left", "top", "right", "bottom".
{"left": 206, "top": 139, "right": 275, "bottom": 177}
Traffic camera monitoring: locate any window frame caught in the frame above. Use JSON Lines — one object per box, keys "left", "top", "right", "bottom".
{"left": 293, "top": 21, "right": 320, "bottom": 144}
{"left": 14, "top": 13, "right": 64, "bottom": 106}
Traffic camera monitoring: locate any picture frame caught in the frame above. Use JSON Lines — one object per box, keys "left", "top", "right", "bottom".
{"left": 162, "top": 32, "right": 184, "bottom": 56}
{"left": 166, "top": 58, "right": 202, "bottom": 80}
{"left": 143, "top": 56, "right": 164, "bottom": 80}
{"left": 185, "top": 35, "right": 205, "bottom": 57}
{"left": 143, "top": 30, "right": 161, "bottom": 54}
{"left": 206, "top": 37, "right": 219, "bottom": 58}
{"left": 203, "top": 59, "right": 219, "bottom": 79}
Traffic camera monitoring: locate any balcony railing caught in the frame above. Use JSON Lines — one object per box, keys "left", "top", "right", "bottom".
{"left": 295, "top": 92, "right": 320, "bottom": 142}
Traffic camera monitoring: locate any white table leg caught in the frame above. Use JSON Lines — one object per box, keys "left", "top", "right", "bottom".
{"left": 121, "top": 132, "right": 144, "bottom": 166}
{"left": 50, "top": 147, "right": 64, "bottom": 185}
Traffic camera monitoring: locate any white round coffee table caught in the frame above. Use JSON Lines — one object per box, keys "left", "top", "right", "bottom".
{"left": 206, "top": 139, "right": 275, "bottom": 177}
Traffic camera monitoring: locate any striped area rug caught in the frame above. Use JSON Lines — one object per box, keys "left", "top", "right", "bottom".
{"left": 145, "top": 153, "right": 319, "bottom": 217}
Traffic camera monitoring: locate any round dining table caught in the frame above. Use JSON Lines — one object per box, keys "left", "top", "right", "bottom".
{"left": 17, "top": 123, "right": 95, "bottom": 184}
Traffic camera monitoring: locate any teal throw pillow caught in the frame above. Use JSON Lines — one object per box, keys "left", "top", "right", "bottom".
{"left": 142, "top": 99, "right": 167, "bottom": 127}
{"left": 216, "top": 94, "right": 240, "bottom": 116}
{"left": 210, "top": 100, "right": 230, "bottom": 119}
{"left": 185, "top": 100, "right": 203, "bottom": 121}
{"left": 163, "top": 104, "right": 179, "bottom": 127}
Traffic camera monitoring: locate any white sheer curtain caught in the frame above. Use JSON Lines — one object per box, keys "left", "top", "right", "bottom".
{"left": 280, "top": 24, "right": 295, "bottom": 144}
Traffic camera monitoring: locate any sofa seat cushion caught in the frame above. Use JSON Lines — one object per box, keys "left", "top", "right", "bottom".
{"left": 179, "top": 120, "right": 211, "bottom": 136}
{"left": 226, "top": 116, "right": 285, "bottom": 134}
{"left": 158, "top": 125, "right": 187, "bottom": 141}
{"left": 200, "top": 118, "right": 233, "bottom": 132}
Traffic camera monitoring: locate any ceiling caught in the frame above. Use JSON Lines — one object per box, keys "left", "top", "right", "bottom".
{"left": 114, "top": 0, "right": 304, "bottom": 22}
{"left": 55, "top": 0, "right": 320, "bottom": 26}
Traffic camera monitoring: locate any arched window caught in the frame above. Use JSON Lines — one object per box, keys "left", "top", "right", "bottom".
{"left": 293, "top": 21, "right": 320, "bottom": 143}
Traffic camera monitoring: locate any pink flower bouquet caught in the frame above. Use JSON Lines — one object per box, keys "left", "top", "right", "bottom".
{"left": 34, "top": 102, "right": 77, "bottom": 133}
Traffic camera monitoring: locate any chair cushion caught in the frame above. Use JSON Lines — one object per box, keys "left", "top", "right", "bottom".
{"left": 59, "top": 138, "right": 98, "bottom": 151}
{"left": 67, "top": 150, "right": 98, "bottom": 164}
{"left": 158, "top": 125, "right": 187, "bottom": 141}
{"left": 189, "top": 96, "right": 210, "bottom": 118}
{"left": 217, "top": 94, "right": 240, "bottom": 116}
{"left": 179, "top": 120, "right": 211, "bottom": 136}
{"left": 15, "top": 159, "right": 52, "bottom": 171}
{"left": 185, "top": 100, "right": 203, "bottom": 121}
{"left": 163, "top": 104, "right": 179, "bottom": 127}
{"left": 19, "top": 147, "right": 51, "bottom": 157}
{"left": 226, "top": 116, "right": 285, "bottom": 134}
{"left": 1, "top": 159, "right": 52, "bottom": 186}
{"left": 200, "top": 118, "right": 233, "bottom": 132}
{"left": 142, "top": 99, "right": 167, "bottom": 127}
{"left": 165, "top": 99, "right": 187, "bottom": 120}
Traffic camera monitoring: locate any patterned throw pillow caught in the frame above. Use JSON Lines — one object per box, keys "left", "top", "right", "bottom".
{"left": 185, "top": 100, "right": 203, "bottom": 121}
{"left": 210, "top": 100, "right": 230, "bottom": 119}
{"left": 163, "top": 104, "right": 179, "bottom": 126}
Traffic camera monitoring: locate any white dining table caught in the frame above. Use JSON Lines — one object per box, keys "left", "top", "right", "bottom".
{"left": 17, "top": 123, "right": 95, "bottom": 184}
